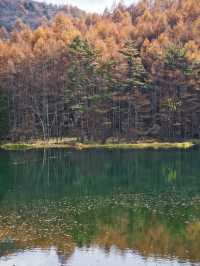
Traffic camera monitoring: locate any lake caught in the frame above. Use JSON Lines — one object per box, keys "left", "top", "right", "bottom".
{"left": 0, "top": 148, "right": 200, "bottom": 266}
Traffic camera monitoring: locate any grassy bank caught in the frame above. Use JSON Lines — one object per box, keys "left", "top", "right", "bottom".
{"left": 0, "top": 138, "right": 198, "bottom": 151}
{"left": 76, "top": 142, "right": 195, "bottom": 150}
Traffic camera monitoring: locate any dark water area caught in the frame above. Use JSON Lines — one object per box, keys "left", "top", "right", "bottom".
{"left": 0, "top": 148, "right": 200, "bottom": 266}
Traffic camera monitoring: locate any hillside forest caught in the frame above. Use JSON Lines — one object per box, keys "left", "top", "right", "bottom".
{"left": 1, "top": 0, "right": 200, "bottom": 142}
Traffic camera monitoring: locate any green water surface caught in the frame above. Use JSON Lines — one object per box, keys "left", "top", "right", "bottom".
{"left": 0, "top": 148, "right": 200, "bottom": 266}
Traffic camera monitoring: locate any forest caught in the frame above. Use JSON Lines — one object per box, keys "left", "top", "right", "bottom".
{"left": 0, "top": 0, "right": 200, "bottom": 142}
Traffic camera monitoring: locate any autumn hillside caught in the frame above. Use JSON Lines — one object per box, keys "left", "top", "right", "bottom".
{"left": 0, "top": 0, "right": 200, "bottom": 142}
{"left": 0, "top": 0, "right": 85, "bottom": 31}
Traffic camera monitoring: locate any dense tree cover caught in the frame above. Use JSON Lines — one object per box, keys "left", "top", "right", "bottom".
{"left": 0, "top": 0, "right": 85, "bottom": 31}
{"left": 1, "top": 0, "right": 200, "bottom": 141}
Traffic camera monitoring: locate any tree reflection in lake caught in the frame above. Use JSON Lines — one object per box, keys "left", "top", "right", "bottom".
{"left": 0, "top": 148, "right": 200, "bottom": 266}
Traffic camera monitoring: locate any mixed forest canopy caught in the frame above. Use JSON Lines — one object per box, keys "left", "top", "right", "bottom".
{"left": 0, "top": 0, "right": 200, "bottom": 142}
{"left": 0, "top": 0, "right": 85, "bottom": 31}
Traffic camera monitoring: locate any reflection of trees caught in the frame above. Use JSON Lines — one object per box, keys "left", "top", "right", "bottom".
{"left": 2, "top": 148, "right": 200, "bottom": 201}
{"left": 1, "top": 149, "right": 200, "bottom": 263}
{"left": 0, "top": 151, "right": 13, "bottom": 201}
{"left": 0, "top": 201, "right": 76, "bottom": 258}
{"left": 0, "top": 193, "right": 200, "bottom": 263}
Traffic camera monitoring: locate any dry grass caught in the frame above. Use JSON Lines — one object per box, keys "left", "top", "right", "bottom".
{"left": 0, "top": 139, "right": 195, "bottom": 151}
{"left": 76, "top": 142, "right": 194, "bottom": 150}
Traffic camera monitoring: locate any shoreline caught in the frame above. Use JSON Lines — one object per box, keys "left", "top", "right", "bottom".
{"left": 0, "top": 139, "right": 198, "bottom": 151}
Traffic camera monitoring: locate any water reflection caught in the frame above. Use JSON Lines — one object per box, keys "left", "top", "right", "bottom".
{"left": 0, "top": 148, "right": 200, "bottom": 265}
{"left": 1, "top": 247, "right": 199, "bottom": 266}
